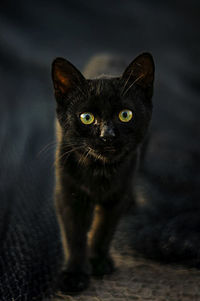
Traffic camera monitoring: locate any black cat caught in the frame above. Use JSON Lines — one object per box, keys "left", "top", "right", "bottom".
{"left": 51, "top": 53, "right": 154, "bottom": 293}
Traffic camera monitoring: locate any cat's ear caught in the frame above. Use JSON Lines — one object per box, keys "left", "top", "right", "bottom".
{"left": 52, "top": 57, "right": 86, "bottom": 100}
{"left": 121, "top": 53, "right": 154, "bottom": 96}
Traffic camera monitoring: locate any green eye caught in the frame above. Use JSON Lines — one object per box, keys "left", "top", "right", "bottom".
{"left": 80, "top": 112, "right": 95, "bottom": 125}
{"left": 119, "top": 109, "right": 133, "bottom": 122}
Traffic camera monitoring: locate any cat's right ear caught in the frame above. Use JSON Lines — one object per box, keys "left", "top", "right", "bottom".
{"left": 52, "top": 58, "right": 86, "bottom": 101}
{"left": 121, "top": 53, "right": 154, "bottom": 97}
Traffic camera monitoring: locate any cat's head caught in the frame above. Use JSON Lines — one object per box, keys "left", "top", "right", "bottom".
{"left": 52, "top": 53, "right": 154, "bottom": 164}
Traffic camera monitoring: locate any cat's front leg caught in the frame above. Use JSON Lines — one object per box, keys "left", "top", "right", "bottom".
{"left": 88, "top": 202, "right": 122, "bottom": 276}
{"left": 56, "top": 190, "right": 94, "bottom": 293}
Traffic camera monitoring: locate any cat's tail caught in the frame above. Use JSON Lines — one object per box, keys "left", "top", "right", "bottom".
{"left": 127, "top": 181, "right": 200, "bottom": 268}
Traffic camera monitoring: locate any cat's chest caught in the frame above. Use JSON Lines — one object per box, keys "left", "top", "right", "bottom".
{"left": 61, "top": 152, "right": 137, "bottom": 202}
{"left": 80, "top": 162, "right": 133, "bottom": 202}
{"left": 81, "top": 174, "right": 122, "bottom": 202}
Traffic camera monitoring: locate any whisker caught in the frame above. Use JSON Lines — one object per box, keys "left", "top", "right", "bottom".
{"left": 77, "top": 148, "right": 89, "bottom": 166}
{"left": 36, "top": 142, "right": 57, "bottom": 158}
{"left": 122, "top": 74, "right": 145, "bottom": 97}
{"left": 54, "top": 145, "right": 84, "bottom": 167}
{"left": 120, "top": 70, "right": 133, "bottom": 96}
{"left": 37, "top": 139, "right": 84, "bottom": 158}
{"left": 37, "top": 141, "right": 57, "bottom": 157}
{"left": 82, "top": 148, "right": 92, "bottom": 165}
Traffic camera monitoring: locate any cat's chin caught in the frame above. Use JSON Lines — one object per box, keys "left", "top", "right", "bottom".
{"left": 87, "top": 147, "right": 125, "bottom": 164}
{"left": 88, "top": 148, "right": 111, "bottom": 163}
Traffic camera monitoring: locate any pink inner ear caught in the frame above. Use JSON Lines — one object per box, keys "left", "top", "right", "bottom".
{"left": 56, "top": 70, "right": 71, "bottom": 93}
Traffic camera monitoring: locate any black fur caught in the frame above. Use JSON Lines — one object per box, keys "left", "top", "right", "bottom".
{"left": 52, "top": 53, "right": 154, "bottom": 293}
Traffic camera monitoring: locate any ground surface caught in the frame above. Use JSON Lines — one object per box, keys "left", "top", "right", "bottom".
{"left": 52, "top": 220, "right": 200, "bottom": 301}
{"left": 55, "top": 258, "right": 200, "bottom": 301}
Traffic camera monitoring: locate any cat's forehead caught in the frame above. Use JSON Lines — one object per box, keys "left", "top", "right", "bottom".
{"left": 87, "top": 78, "right": 120, "bottom": 98}
{"left": 82, "top": 78, "right": 122, "bottom": 111}
{"left": 75, "top": 77, "right": 135, "bottom": 114}
{"left": 70, "top": 78, "right": 122, "bottom": 115}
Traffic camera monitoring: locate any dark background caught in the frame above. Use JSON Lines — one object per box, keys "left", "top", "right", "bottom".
{"left": 0, "top": 1, "right": 200, "bottom": 300}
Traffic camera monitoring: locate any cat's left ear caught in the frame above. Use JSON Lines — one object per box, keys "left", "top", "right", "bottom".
{"left": 52, "top": 57, "right": 86, "bottom": 100}
{"left": 121, "top": 53, "right": 154, "bottom": 96}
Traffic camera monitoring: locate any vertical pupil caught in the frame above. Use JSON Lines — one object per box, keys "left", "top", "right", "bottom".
{"left": 85, "top": 114, "right": 90, "bottom": 121}
{"left": 123, "top": 111, "right": 128, "bottom": 118}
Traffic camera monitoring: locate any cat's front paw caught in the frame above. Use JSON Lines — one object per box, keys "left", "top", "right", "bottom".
{"left": 90, "top": 255, "right": 115, "bottom": 277}
{"left": 57, "top": 270, "right": 90, "bottom": 294}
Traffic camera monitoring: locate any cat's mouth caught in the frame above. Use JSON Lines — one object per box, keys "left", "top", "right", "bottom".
{"left": 87, "top": 146, "right": 118, "bottom": 162}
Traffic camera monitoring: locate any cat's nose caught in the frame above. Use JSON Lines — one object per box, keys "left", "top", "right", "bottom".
{"left": 100, "top": 123, "right": 116, "bottom": 142}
